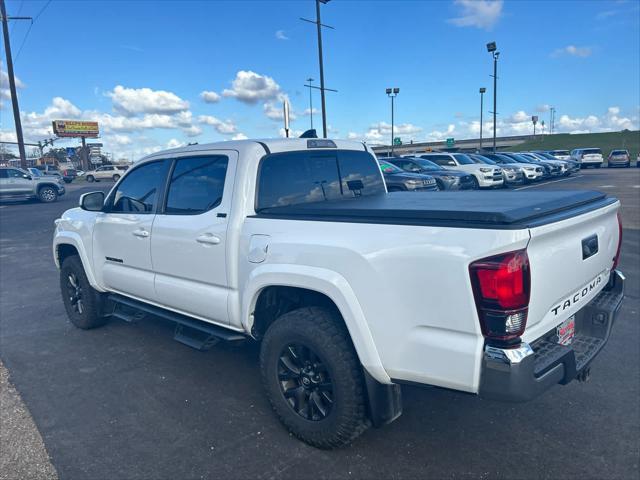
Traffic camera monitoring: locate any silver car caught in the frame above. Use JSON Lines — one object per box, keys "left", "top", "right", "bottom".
{"left": 0, "top": 167, "right": 66, "bottom": 202}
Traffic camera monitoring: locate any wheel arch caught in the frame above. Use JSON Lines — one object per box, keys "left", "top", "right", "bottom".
{"left": 242, "top": 264, "right": 391, "bottom": 384}
{"left": 53, "top": 234, "right": 102, "bottom": 291}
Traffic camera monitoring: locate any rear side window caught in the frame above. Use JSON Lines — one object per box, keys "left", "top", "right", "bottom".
{"left": 257, "top": 150, "right": 384, "bottom": 210}
{"left": 110, "top": 160, "right": 170, "bottom": 214}
{"left": 165, "top": 156, "right": 228, "bottom": 215}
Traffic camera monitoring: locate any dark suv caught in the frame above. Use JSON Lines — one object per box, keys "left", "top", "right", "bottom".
{"left": 378, "top": 160, "right": 438, "bottom": 192}
{"left": 385, "top": 157, "right": 476, "bottom": 190}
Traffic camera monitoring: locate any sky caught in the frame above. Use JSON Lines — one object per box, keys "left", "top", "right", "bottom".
{"left": 1, "top": 0, "right": 639, "bottom": 160}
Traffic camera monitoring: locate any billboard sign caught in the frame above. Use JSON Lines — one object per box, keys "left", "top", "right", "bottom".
{"left": 52, "top": 120, "right": 99, "bottom": 138}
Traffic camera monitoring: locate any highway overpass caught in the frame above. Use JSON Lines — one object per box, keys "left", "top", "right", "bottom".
{"left": 371, "top": 134, "right": 533, "bottom": 156}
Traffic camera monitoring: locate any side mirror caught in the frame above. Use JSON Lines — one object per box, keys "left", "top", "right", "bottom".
{"left": 447, "top": 161, "right": 456, "bottom": 166}
{"left": 23, "top": 174, "right": 32, "bottom": 180}
{"left": 80, "top": 191, "right": 105, "bottom": 211}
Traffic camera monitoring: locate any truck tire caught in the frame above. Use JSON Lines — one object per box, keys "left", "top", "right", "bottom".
{"left": 86, "top": 175, "right": 95, "bottom": 183}
{"left": 38, "top": 186, "right": 58, "bottom": 203}
{"left": 60, "top": 256, "right": 108, "bottom": 330}
{"left": 260, "top": 307, "right": 369, "bottom": 449}
{"left": 112, "top": 174, "right": 120, "bottom": 182}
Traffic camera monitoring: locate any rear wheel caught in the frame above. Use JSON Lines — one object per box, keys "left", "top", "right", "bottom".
{"left": 60, "top": 256, "right": 108, "bottom": 329}
{"left": 86, "top": 175, "right": 95, "bottom": 183}
{"left": 63, "top": 178, "right": 72, "bottom": 184}
{"left": 38, "top": 186, "right": 58, "bottom": 203}
{"left": 112, "top": 174, "right": 121, "bottom": 182}
{"left": 260, "top": 307, "right": 369, "bottom": 449}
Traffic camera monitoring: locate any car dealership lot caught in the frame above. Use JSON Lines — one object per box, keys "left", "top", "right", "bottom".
{"left": 0, "top": 170, "right": 638, "bottom": 479}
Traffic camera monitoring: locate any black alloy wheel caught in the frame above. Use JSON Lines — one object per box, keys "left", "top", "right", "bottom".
{"left": 278, "top": 343, "right": 333, "bottom": 421}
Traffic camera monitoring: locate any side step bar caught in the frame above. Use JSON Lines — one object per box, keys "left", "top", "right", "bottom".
{"left": 106, "top": 294, "right": 246, "bottom": 351}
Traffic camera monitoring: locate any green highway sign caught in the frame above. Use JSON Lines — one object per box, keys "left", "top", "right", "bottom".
{"left": 446, "top": 137, "right": 455, "bottom": 147}
{"left": 393, "top": 137, "right": 402, "bottom": 146}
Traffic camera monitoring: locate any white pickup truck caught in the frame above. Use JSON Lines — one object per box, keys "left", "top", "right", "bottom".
{"left": 53, "top": 138, "right": 625, "bottom": 449}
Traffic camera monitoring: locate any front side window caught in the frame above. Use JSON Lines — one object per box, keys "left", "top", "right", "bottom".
{"left": 6, "top": 169, "right": 25, "bottom": 178}
{"left": 257, "top": 150, "right": 384, "bottom": 210}
{"left": 110, "top": 160, "right": 170, "bottom": 214}
{"left": 165, "top": 156, "right": 229, "bottom": 215}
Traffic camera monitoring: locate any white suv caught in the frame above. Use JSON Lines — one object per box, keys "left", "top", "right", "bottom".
{"left": 570, "top": 148, "right": 604, "bottom": 168}
{"left": 85, "top": 165, "right": 126, "bottom": 182}
{"left": 419, "top": 153, "right": 503, "bottom": 188}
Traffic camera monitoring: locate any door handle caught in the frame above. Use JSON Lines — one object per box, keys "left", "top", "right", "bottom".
{"left": 196, "top": 233, "right": 221, "bottom": 245}
{"left": 132, "top": 229, "right": 150, "bottom": 238}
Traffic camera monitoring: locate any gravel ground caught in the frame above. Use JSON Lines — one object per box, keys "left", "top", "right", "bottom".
{"left": 0, "top": 362, "right": 57, "bottom": 480}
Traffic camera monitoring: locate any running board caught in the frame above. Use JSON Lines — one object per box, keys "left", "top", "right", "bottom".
{"left": 106, "top": 294, "right": 246, "bottom": 350}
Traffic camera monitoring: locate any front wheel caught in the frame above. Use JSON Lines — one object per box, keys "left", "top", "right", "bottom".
{"left": 86, "top": 175, "right": 95, "bottom": 183}
{"left": 38, "top": 186, "right": 58, "bottom": 203}
{"left": 260, "top": 307, "right": 369, "bottom": 449}
{"left": 470, "top": 176, "right": 480, "bottom": 189}
{"left": 60, "top": 256, "right": 108, "bottom": 330}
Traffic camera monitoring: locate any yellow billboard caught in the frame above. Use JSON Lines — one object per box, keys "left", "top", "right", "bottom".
{"left": 52, "top": 120, "right": 99, "bottom": 138}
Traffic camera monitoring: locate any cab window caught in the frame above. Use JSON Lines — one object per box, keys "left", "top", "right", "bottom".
{"left": 109, "top": 160, "right": 170, "bottom": 214}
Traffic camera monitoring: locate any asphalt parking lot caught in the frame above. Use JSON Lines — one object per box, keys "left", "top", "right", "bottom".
{"left": 1, "top": 169, "right": 638, "bottom": 480}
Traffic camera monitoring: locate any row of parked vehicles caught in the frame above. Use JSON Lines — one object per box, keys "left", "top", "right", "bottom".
{"left": 376, "top": 150, "right": 582, "bottom": 191}
{"left": 548, "top": 148, "right": 638, "bottom": 168}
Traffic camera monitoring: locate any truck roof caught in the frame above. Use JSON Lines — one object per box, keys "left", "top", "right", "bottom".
{"left": 140, "top": 138, "right": 369, "bottom": 164}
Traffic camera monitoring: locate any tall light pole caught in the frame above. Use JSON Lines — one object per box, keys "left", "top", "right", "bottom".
{"left": 479, "top": 87, "right": 486, "bottom": 151}
{"left": 386, "top": 88, "right": 399, "bottom": 156}
{"left": 305, "top": 77, "right": 314, "bottom": 130}
{"left": 550, "top": 106, "right": 556, "bottom": 134}
{"left": 301, "top": 0, "right": 336, "bottom": 138}
{"left": 487, "top": 41, "right": 499, "bottom": 153}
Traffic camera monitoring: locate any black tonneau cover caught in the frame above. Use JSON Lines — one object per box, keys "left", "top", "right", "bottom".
{"left": 254, "top": 190, "right": 616, "bottom": 230}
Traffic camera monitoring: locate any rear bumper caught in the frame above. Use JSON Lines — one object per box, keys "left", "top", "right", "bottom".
{"left": 479, "top": 270, "right": 624, "bottom": 402}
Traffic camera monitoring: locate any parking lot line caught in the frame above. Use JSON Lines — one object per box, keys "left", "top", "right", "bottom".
{"left": 514, "top": 175, "right": 583, "bottom": 191}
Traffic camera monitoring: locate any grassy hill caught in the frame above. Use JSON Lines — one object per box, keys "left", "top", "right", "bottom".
{"left": 511, "top": 130, "right": 640, "bottom": 158}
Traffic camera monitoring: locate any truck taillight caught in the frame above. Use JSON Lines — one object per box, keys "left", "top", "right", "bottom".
{"left": 613, "top": 212, "right": 622, "bottom": 270}
{"left": 469, "top": 249, "right": 531, "bottom": 343}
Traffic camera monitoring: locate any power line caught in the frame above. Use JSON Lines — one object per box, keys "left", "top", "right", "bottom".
{"left": 14, "top": 0, "right": 53, "bottom": 63}
{"left": 33, "top": 0, "right": 52, "bottom": 22}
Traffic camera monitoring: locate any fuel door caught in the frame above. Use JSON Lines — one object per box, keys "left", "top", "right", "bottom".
{"left": 248, "top": 234, "right": 270, "bottom": 264}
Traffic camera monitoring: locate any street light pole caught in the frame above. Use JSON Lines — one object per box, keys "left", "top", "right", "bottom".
{"left": 486, "top": 42, "right": 499, "bottom": 153}
{"left": 479, "top": 87, "right": 486, "bottom": 151}
{"left": 386, "top": 88, "right": 399, "bottom": 156}
{"left": 315, "top": 0, "right": 328, "bottom": 138}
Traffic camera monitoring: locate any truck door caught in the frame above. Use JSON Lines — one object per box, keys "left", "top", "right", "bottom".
{"left": 150, "top": 152, "right": 237, "bottom": 325}
{"left": 92, "top": 160, "right": 171, "bottom": 301}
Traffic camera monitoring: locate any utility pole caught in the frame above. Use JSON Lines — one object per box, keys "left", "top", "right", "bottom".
{"left": 301, "top": 0, "right": 336, "bottom": 139}
{"left": 479, "top": 87, "right": 486, "bottom": 151}
{"left": 550, "top": 106, "right": 556, "bottom": 135}
{"left": 1, "top": 0, "right": 31, "bottom": 169}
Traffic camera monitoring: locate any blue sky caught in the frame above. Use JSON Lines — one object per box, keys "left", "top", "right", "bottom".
{"left": 1, "top": 0, "right": 639, "bottom": 160}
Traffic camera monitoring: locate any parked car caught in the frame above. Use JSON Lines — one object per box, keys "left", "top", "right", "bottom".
{"left": 480, "top": 153, "right": 544, "bottom": 183}
{"left": 416, "top": 153, "right": 503, "bottom": 189}
{"left": 85, "top": 165, "right": 124, "bottom": 182}
{"left": 60, "top": 168, "right": 78, "bottom": 183}
{"left": 377, "top": 160, "right": 438, "bottom": 191}
{"left": 387, "top": 156, "right": 476, "bottom": 190}
{"left": 520, "top": 152, "right": 569, "bottom": 176}
{"left": 533, "top": 151, "right": 581, "bottom": 173}
{"left": 571, "top": 148, "right": 604, "bottom": 168}
{"left": 469, "top": 154, "right": 524, "bottom": 186}
{"left": 501, "top": 152, "right": 554, "bottom": 178}
{"left": 546, "top": 150, "right": 571, "bottom": 161}
{"left": 0, "top": 167, "right": 65, "bottom": 202}
{"left": 607, "top": 150, "right": 631, "bottom": 168}
{"left": 637, "top": 153, "right": 640, "bottom": 167}
{"left": 53, "top": 137, "right": 625, "bottom": 448}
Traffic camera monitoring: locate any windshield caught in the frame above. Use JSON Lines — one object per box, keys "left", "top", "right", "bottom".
{"left": 537, "top": 152, "right": 557, "bottom": 160}
{"left": 413, "top": 158, "right": 442, "bottom": 171}
{"left": 452, "top": 154, "right": 475, "bottom": 165}
{"left": 28, "top": 168, "right": 42, "bottom": 176}
{"left": 509, "top": 154, "right": 537, "bottom": 163}
{"left": 582, "top": 149, "right": 602, "bottom": 155}
{"left": 552, "top": 150, "right": 569, "bottom": 155}
{"left": 378, "top": 161, "right": 403, "bottom": 174}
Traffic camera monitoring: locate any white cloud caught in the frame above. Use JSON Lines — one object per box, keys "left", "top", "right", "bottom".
{"left": 198, "top": 115, "right": 237, "bottom": 134}
{"left": 302, "top": 107, "right": 318, "bottom": 116}
{"left": 448, "top": 0, "right": 503, "bottom": 30}
{"left": 278, "top": 127, "right": 304, "bottom": 138}
{"left": 552, "top": 45, "right": 592, "bottom": 58}
{"left": 183, "top": 125, "right": 203, "bottom": 137}
{"left": 108, "top": 134, "right": 133, "bottom": 146}
{"left": 275, "top": 30, "right": 289, "bottom": 40}
{"left": 107, "top": 85, "right": 190, "bottom": 117}
{"left": 222, "top": 70, "right": 282, "bottom": 104}
{"left": 426, "top": 124, "right": 457, "bottom": 141}
{"left": 232, "top": 133, "right": 248, "bottom": 140}
{"left": 167, "top": 138, "right": 184, "bottom": 149}
{"left": 536, "top": 104, "right": 551, "bottom": 113}
{"left": 0, "top": 62, "right": 25, "bottom": 90}
{"left": 200, "top": 90, "right": 221, "bottom": 103}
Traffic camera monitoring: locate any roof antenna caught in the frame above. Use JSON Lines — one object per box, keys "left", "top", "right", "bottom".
{"left": 300, "top": 129, "right": 318, "bottom": 138}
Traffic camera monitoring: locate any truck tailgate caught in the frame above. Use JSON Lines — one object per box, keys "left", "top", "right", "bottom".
{"left": 523, "top": 200, "right": 620, "bottom": 342}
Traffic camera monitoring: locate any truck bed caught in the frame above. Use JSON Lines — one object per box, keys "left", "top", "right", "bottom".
{"left": 254, "top": 190, "right": 616, "bottom": 229}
